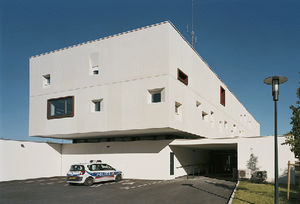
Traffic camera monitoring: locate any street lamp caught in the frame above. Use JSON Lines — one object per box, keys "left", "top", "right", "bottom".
{"left": 264, "top": 76, "right": 288, "bottom": 204}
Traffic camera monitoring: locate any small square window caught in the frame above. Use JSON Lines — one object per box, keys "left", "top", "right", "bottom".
{"left": 152, "top": 93, "right": 161, "bottom": 103}
{"left": 92, "top": 66, "right": 99, "bottom": 75}
{"left": 148, "top": 88, "right": 164, "bottom": 104}
{"left": 92, "top": 99, "right": 103, "bottom": 112}
{"left": 202, "top": 111, "right": 208, "bottom": 121}
{"left": 175, "top": 102, "right": 182, "bottom": 115}
{"left": 224, "top": 121, "right": 228, "bottom": 129}
{"left": 43, "top": 74, "right": 50, "bottom": 87}
{"left": 177, "top": 69, "right": 188, "bottom": 86}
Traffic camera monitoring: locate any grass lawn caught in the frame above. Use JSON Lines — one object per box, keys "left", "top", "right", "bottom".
{"left": 232, "top": 180, "right": 300, "bottom": 204}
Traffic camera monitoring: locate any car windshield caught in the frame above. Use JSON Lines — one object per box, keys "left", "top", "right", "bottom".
{"left": 70, "top": 165, "right": 84, "bottom": 171}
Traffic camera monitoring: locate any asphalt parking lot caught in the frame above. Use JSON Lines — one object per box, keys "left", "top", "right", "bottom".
{"left": 0, "top": 176, "right": 236, "bottom": 204}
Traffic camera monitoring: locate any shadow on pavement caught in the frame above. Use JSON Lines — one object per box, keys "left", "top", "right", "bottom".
{"left": 182, "top": 183, "right": 228, "bottom": 200}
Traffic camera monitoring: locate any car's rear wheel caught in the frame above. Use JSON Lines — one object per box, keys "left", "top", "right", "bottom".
{"left": 84, "top": 177, "right": 94, "bottom": 186}
{"left": 115, "top": 174, "right": 122, "bottom": 182}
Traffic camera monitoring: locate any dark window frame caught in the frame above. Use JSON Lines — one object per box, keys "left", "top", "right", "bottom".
{"left": 47, "top": 96, "right": 74, "bottom": 119}
{"left": 177, "top": 68, "right": 188, "bottom": 86}
{"left": 220, "top": 86, "right": 225, "bottom": 106}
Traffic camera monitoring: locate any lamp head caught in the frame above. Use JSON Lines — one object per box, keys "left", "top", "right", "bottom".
{"left": 264, "top": 76, "right": 288, "bottom": 101}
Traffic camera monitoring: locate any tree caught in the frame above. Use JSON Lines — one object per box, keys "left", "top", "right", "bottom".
{"left": 284, "top": 79, "right": 300, "bottom": 159}
{"left": 247, "top": 152, "right": 259, "bottom": 174}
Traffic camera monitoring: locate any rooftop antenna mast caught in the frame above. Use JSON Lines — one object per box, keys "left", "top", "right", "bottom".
{"left": 187, "top": 0, "right": 197, "bottom": 48}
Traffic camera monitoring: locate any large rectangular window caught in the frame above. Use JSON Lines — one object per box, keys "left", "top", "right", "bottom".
{"left": 220, "top": 86, "right": 225, "bottom": 106}
{"left": 47, "top": 96, "right": 74, "bottom": 119}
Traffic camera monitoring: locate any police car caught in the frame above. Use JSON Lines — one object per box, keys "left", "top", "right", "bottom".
{"left": 66, "top": 160, "right": 122, "bottom": 186}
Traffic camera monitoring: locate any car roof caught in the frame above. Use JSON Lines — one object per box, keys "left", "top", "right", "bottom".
{"left": 72, "top": 162, "right": 105, "bottom": 165}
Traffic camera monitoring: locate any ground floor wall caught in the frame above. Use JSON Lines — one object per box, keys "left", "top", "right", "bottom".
{"left": 0, "top": 139, "right": 62, "bottom": 182}
{"left": 170, "top": 136, "right": 296, "bottom": 184}
{"left": 62, "top": 140, "right": 182, "bottom": 180}
{"left": 238, "top": 136, "right": 296, "bottom": 184}
{"left": 0, "top": 136, "right": 296, "bottom": 184}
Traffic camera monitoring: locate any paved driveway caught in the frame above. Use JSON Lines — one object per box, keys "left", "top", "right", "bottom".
{"left": 0, "top": 176, "right": 236, "bottom": 204}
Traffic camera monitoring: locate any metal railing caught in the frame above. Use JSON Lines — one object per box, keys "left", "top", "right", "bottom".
{"left": 177, "top": 164, "right": 204, "bottom": 179}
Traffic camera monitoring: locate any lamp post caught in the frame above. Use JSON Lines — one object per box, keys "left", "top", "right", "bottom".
{"left": 264, "top": 76, "right": 288, "bottom": 204}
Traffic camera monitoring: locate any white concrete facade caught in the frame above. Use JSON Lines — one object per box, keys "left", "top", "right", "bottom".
{"left": 0, "top": 137, "right": 295, "bottom": 183}
{"left": 21, "top": 21, "right": 296, "bottom": 185}
{"left": 29, "top": 21, "right": 259, "bottom": 139}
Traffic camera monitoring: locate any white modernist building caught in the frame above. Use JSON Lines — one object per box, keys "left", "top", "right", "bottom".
{"left": 27, "top": 21, "right": 294, "bottom": 183}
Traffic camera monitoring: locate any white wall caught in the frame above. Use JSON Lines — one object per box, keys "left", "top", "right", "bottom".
{"left": 0, "top": 139, "right": 62, "bottom": 182}
{"left": 0, "top": 137, "right": 295, "bottom": 183}
{"left": 170, "top": 146, "right": 210, "bottom": 177}
{"left": 29, "top": 22, "right": 170, "bottom": 139}
{"left": 238, "top": 136, "right": 296, "bottom": 183}
{"left": 62, "top": 140, "right": 175, "bottom": 180}
{"left": 167, "top": 23, "right": 260, "bottom": 138}
{"left": 29, "top": 21, "right": 260, "bottom": 140}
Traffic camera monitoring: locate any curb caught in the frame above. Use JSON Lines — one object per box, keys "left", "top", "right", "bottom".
{"left": 227, "top": 180, "right": 239, "bottom": 204}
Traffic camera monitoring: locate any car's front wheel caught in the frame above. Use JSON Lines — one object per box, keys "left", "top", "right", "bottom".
{"left": 115, "top": 174, "right": 122, "bottom": 182}
{"left": 84, "top": 177, "right": 94, "bottom": 186}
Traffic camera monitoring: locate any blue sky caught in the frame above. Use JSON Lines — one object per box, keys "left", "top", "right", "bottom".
{"left": 0, "top": 0, "right": 299, "bottom": 142}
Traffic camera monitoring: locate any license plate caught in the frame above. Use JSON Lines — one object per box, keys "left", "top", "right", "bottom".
{"left": 69, "top": 176, "right": 76, "bottom": 179}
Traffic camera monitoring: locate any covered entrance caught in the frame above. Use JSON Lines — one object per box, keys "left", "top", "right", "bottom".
{"left": 170, "top": 142, "right": 237, "bottom": 180}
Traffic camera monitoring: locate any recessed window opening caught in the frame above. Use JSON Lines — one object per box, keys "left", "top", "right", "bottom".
{"left": 43, "top": 74, "right": 50, "bottom": 87}
{"left": 210, "top": 111, "right": 214, "bottom": 127}
{"left": 219, "top": 121, "right": 223, "bottom": 131}
{"left": 89, "top": 52, "right": 99, "bottom": 75}
{"left": 224, "top": 121, "right": 228, "bottom": 129}
{"left": 175, "top": 102, "right": 182, "bottom": 115}
{"left": 47, "top": 96, "right": 74, "bottom": 119}
{"left": 220, "top": 86, "right": 225, "bottom": 106}
{"left": 177, "top": 68, "right": 188, "bottom": 86}
{"left": 92, "top": 99, "right": 103, "bottom": 112}
{"left": 148, "top": 88, "right": 164, "bottom": 103}
{"left": 202, "top": 111, "right": 208, "bottom": 121}
{"left": 92, "top": 66, "right": 99, "bottom": 75}
{"left": 152, "top": 93, "right": 161, "bottom": 103}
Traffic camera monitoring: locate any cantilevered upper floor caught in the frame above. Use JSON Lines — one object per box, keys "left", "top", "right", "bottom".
{"left": 29, "top": 21, "right": 260, "bottom": 139}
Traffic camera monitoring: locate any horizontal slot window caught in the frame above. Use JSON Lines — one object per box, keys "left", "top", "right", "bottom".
{"left": 177, "top": 68, "right": 188, "bottom": 86}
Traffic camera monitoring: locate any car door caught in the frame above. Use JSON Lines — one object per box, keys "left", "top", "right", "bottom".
{"left": 99, "top": 164, "right": 115, "bottom": 181}
{"left": 87, "top": 164, "right": 101, "bottom": 183}
{"left": 94, "top": 164, "right": 107, "bottom": 183}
